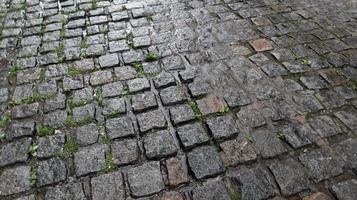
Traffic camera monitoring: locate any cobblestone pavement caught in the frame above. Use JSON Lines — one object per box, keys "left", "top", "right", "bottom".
{"left": 0, "top": 0, "right": 357, "bottom": 199}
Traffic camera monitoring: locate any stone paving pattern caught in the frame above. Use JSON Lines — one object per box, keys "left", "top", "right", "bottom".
{"left": 0, "top": 0, "right": 356, "bottom": 199}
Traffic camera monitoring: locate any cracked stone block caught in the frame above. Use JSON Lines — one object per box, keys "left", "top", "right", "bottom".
{"left": 0, "top": 137, "right": 31, "bottom": 167}
{"left": 102, "top": 81, "right": 123, "bottom": 98}
{"left": 37, "top": 157, "right": 67, "bottom": 187}
{"left": 127, "top": 78, "right": 150, "bottom": 93}
{"left": 136, "top": 109, "right": 166, "bottom": 132}
{"left": 44, "top": 110, "right": 67, "bottom": 128}
{"left": 91, "top": 171, "right": 125, "bottom": 200}
{"left": 144, "top": 129, "right": 177, "bottom": 159}
{"left": 308, "top": 115, "right": 342, "bottom": 138}
{"left": 166, "top": 156, "right": 189, "bottom": 186}
{"left": 228, "top": 166, "right": 279, "bottom": 200}
{"left": 72, "top": 103, "right": 95, "bottom": 121}
{"left": 269, "top": 158, "right": 309, "bottom": 196}
{"left": 207, "top": 115, "right": 239, "bottom": 141}
{"left": 63, "top": 76, "right": 84, "bottom": 91}
{"left": 319, "top": 69, "right": 348, "bottom": 86}
{"left": 282, "top": 61, "right": 308, "bottom": 73}
{"left": 278, "top": 122, "right": 316, "bottom": 148}
{"left": 160, "top": 86, "right": 188, "bottom": 105}
{"left": 127, "top": 161, "right": 165, "bottom": 197}
{"left": 111, "top": 139, "right": 139, "bottom": 165}
{"left": 73, "top": 59, "right": 95, "bottom": 71}
{"left": 177, "top": 123, "right": 209, "bottom": 150}
{"left": 0, "top": 166, "right": 31, "bottom": 196}
{"left": 187, "top": 146, "right": 224, "bottom": 179}
{"left": 169, "top": 104, "right": 195, "bottom": 125}
{"left": 131, "top": 91, "right": 157, "bottom": 112}
{"left": 153, "top": 71, "right": 176, "bottom": 88}
{"left": 115, "top": 66, "right": 137, "bottom": 81}
{"left": 302, "top": 192, "right": 331, "bottom": 200}
{"left": 237, "top": 106, "right": 266, "bottom": 128}
{"left": 46, "top": 64, "right": 67, "bottom": 78}
{"left": 37, "top": 132, "right": 65, "bottom": 158}
{"left": 300, "top": 76, "right": 328, "bottom": 89}
{"left": 90, "top": 70, "right": 113, "bottom": 86}
{"left": 7, "top": 121, "right": 35, "bottom": 140}
{"left": 299, "top": 149, "right": 343, "bottom": 182}
{"left": 45, "top": 182, "right": 86, "bottom": 200}
{"left": 103, "top": 97, "right": 126, "bottom": 115}
{"left": 252, "top": 129, "right": 288, "bottom": 158}
{"left": 11, "top": 103, "right": 39, "bottom": 119}
{"left": 74, "top": 144, "right": 107, "bottom": 176}
{"left": 223, "top": 88, "right": 251, "bottom": 107}
{"left": 99, "top": 53, "right": 120, "bottom": 68}
{"left": 196, "top": 95, "right": 227, "bottom": 115}
{"left": 335, "top": 86, "right": 357, "bottom": 100}
{"left": 334, "top": 109, "right": 357, "bottom": 130}
{"left": 192, "top": 178, "right": 230, "bottom": 200}
{"left": 74, "top": 123, "right": 99, "bottom": 146}
{"left": 334, "top": 138, "right": 357, "bottom": 171}
{"left": 106, "top": 117, "right": 135, "bottom": 139}
{"left": 293, "top": 93, "right": 323, "bottom": 112}
{"left": 331, "top": 179, "right": 357, "bottom": 200}
{"left": 220, "top": 137, "right": 257, "bottom": 166}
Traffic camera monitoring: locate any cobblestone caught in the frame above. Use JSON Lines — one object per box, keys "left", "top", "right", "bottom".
{"left": 0, "top": 0, "right": 356, "bottom": 199}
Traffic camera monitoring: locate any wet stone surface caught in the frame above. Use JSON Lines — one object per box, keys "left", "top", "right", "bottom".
{"left": 0, "top": 0, "right": 356, "bottom": 199}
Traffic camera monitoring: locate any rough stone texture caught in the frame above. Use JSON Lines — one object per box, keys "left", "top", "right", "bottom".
{"left": 299, "top": 149, "right": 343, "bottom": 182}
{"left": 144, "top": 130, "right": 177, "bottom": 159}
{"left": 45, "top": 182, "right": 86, "bottom": 200}
{"left": 111, "top": 139, "right": 139, "bottom": 165}
{"left": 229, "top": 166, "right": 279, "bottom": 200}
{"left": 0, "top": 137, "right": 31, "bottom": 167}
{"left": 0, "top": 166, "right": 31, "bottom": 196}
{"left": 191, "top": 178, "right": 231, "bottom": 200}
{"left": 106, "top": 117, "right": 135, "bottom": 139}
{"left": 37, "top": 157, "right": 67, "bottom": 187}
{"left": 187, "top": 146, "right": 224, "bottom": 179}
{"left": 269, "top": 158, "right": 309, "bottom": 196}
{"left": 127, "top": 162, "right": 165, "bottom": 197}
{"left": 331, "top": 179, "right": 357, "bottom": 200}
{"left": 0, "top": 0, "right": 356, "bottom": 199}
{"left": 74, "top": 145, "right": 107, "bottom": 176}
{"left": 91, "top": 171, "right": 125, "bottom": 200}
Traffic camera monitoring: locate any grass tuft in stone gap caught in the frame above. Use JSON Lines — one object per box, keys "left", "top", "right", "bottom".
{"left": 0, "top": 112, "right": 11, "bottom": 128}
{"left": 67, "top": 65, "right": 93, "bottom": 76}
{"left": 30, "top": 167, "right": 37, "bottom": 187}
{"left": 219, "top": 106, "right": 230, "bottom": 113}
{"left": 28, "top": 142, "right": 38, "bottom": 157}
{"left": 36, "top": 125, "right": 55, "bottom": 136}
{"left": 101, "top": 153, "right": 117, "bottom": 173}
{"left": 226, "top": 179, "right": 242, "bottom": 200}
{"left": 132, "top": 61, "right": 145, "bottom": 77}
{"left": 8, "top": 64, "right": 23, "bottom": 78}
{"left": 8, "top": 92, "right": 56, "bottom": 107}
{"left": 189, "top": 100, "right": 204, "bottom": 121}
{"left": 121, "top": 85, "right": 130, "bottom": 96}
{"left": 145, "top": 53, "right": 157, "bottom": 62}
{"left": 0, "top": 131, "right": 6, "bottom": 142}
{"left": 245, "top": 133, "right": 254, "bottom": 143}
{"left": 57, "top": 135, "right": 78, "bottom": 159}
